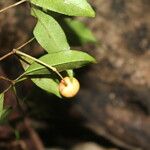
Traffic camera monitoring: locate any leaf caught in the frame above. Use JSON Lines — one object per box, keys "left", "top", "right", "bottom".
{"left": 0, "top": 93, "right": 4, "bottom": 113}
{"left": 0, "top": 108, "right": 12, "bottom": 122}
{"left": 31, "top": 77, "right": 61, "bottom": 97}
{"left": 33, "top": 9, "right": 70, "bottom": 53}
{"left": 65, "top": 18, "right": 96, "bottom": 45}
{"left": 19, "top": 55, "right": 34, "bottom": 70}
{"left": 24, "top": 50, "right": 96, "bottom": 75}
{"left": 31, "top": 0, "right": 95, "bottom": 17}
{"left": 67, "top": 69, "right": 74, "bottom": 77}
{"left": 0, "top": 93, "right": 12, "bottom": 123}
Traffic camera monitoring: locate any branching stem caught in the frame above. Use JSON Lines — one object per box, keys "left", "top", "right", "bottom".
{"left": 0, "top": 76, "right": 13, "bottom": 83}
{"left": 0, "top": 36, "right": 64, "bottom": 84}
{"left": 0, "top": 37, "right": 35, "bottom": 62}
{"left": 14, "top": 49, "right": 64, "bottom": 80}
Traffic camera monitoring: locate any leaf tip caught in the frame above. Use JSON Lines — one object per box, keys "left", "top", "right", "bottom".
{"left": 86, "top": 4, "right": 96, "bottom": 17}
{"left": 91, "top": 57, "right": 97, "bottom": 63}
{"left": 89, "top": 9, "right": 96, "bottom": 18}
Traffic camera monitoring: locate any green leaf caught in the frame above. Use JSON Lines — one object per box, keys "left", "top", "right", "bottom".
{"left": 33, "top": 9, "right": 70, "bottom": 53}
{"left": 65, "top": 18, "right": 96, "bottom": 45}
{"left": 19, "top": 55, "right": 34, "bottom": 71}
{"left": 0, "top": 108, "right": 12, "bottom": 122}
{"left": 24, "top": 50, "right": 96, "bottom": 75}
{"left": 31, "top": 0, "right": 95, "bottom": 17}
{"left": 67, "top": 69, "right": 74, "bottom": 77}
{"left": 0, "top": 93, "right": 12, "bottom": 123}
{"left": 31, "top": 77, "right": 61, "bottom": 97}
{"left": 0, "top": 93, "right": 4, "bottom": 113}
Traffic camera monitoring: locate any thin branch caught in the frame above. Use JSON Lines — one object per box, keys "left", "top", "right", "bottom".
{"left": 0, "top": 51, "right": 14, "bottom": 61}
{"left": 0, "top": 0, "right": 27, "bottom": 13}
{"left": 16, "top": 37, "right": 35, "bottom": 50}
{"left": 0, "top": 37, "right": 34, "bottom": 62}
{"left": 0, "top": 76, "right": 13, "bottom": 83}
{"left": 2, "top": 85, "right": 12, "bottom": 94}
{"left": 14, "top": 73, "right": 27, "bottom": 84}
{"left": 14, "top": 50, "right": 64, "bottom": 80}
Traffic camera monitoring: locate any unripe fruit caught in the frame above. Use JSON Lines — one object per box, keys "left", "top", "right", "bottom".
{"left": 59, "top": 77, "right": 80, "bottom": 98}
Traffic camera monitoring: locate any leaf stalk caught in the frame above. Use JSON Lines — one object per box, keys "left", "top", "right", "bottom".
{"left": 14, "top": 49, "right": 64, "bottom": 80}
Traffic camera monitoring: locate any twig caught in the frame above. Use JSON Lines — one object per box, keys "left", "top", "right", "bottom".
{"left": 0, "top": 37, "right": 64, "bottom": 82}
{"left": 15, "top": 49, "right": 64, "bottom": 80}
{"left": 2, "top": 85, "right": 12, "bottom": 94}
{"left": 0, "top": 37, "right": 34, "bottom": 62}
{"left": 0, "top": 51, "right": 14, "bottom": 61}
{"left": 16, "top": 37, "right": 35, "bottom": 50}
{"left": 0, "top": 75, "right": 13, "bottom": 83}
{"left": 0, "top": 0, "right": 27, "bottom": 13}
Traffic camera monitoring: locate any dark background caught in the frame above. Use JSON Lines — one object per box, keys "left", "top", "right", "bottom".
{"left": 0, "top": 0, "right": 150, "bottom": 150}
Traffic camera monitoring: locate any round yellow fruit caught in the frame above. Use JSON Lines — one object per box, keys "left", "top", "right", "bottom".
{"left": 59, "top": 77, "right": 80, "bottom": 98}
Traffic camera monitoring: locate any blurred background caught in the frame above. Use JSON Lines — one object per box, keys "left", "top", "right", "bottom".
{"left": 0, "top": 0, "right": 150, "bottom": 150}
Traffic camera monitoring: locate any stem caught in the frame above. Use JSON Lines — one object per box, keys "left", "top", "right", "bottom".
{"left": 14, "top": 73, "right": 27, "bottom": 84}
{"left": 2, "top": 85, "right": 12, "bottom": 94}
{"left": 0, "top": 51, "right": 14, "bottom": 61}
{"left": 0, "top": 76, "right": 13, "bottom": 83}
{"left": 14, "top": 49, "right": 64, "bottom": 80}
{"left": 0, "top": 0, "right": 27, "bottom": 13}
{"left": 0, "top": 37, "right": 34, "bottom": 62}
{"left": 16, "top": 37, "right": 35, "bottom": 50}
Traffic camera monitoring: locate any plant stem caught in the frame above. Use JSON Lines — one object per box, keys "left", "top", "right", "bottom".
{"left": 2, "top": 85, "right": 12, "bottom": 94}
{"left": 0, "top": 0, "right": 27, "bottom": 13}
{"left": 17, "top": 37, "right": 35, "bottom": 50}
{"left": 0, "top": 76, "right": 13, "bottom": 83}
{"left": 14, "top": 49, "right": 64, "bottom": 80}
{"left": 14, "top": 73, "right": 27, "bottom": 84}
{"left": 0, "top": 51, "right": 14, "bottom": 61}
{"left": 0, "top": 37, "right": 34, "bottom": 62}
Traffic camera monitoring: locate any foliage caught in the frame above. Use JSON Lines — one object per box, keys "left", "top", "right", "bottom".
{"left": 0, "top": 0, "right": 96, "bottom": 121}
